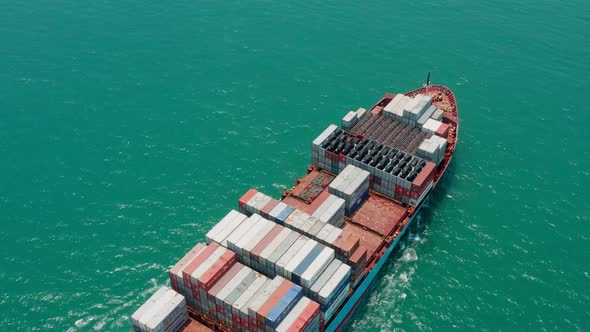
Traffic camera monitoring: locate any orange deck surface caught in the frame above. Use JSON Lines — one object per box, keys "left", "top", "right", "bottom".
{"left": 180, "top": 319, "right": 213, "bottom": 332}
{"left": 342, "top": 223, "right": 384, "bottom": 258}
{"left": 350, "top": 195, "right": 407, "bottom": 237}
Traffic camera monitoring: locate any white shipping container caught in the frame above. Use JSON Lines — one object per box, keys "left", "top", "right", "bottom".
{"left": 318, "top": 264, "right": 351, "bottom": 305}
{"left": 131, "top": 287, "right": 170, "bottom": 329}
{"left": 355, "top": 107, "right": 367, "bottom": 119}
{"left": 431, "top": 108, "right": 444, "bottom": 121}
{"left": 307, "top": 218, "right": 326, "bottom": 239}
{"left": 310, "top": 260, "right": 342, "bottom": 300}
{"left": 267, "top": 233, "right": 302, "bottom": 270}
{"left": 276, "top": 237, "right": 309, "bottom": 277}
{"left": 383, "top": 93, "right": 405, "bottom": 113}
{"left": 133, "top": 287, "right": 183, "bottom": 332}
{"left": 300, "top": 247, "right": 336, "bottom": 288}
{"left": 189, "top": 246, "right": 227, "bottom": 286}
{"left": 237, "top": 217, "right": 275, "bottom": 263}
{"left": 232, "top": 214, "right": 267, "bottom": 257}
{"left": 146, "top": 292, "right": 187, "bottom": 332}
{"left": 323, "top": 228, "right": 343, "bottom": 245}
{"left": 422, "top": 118, "right": 443, "bottom": 134}
{"left": 284, "top": 240, "right": 318, "bottom": 280}
{"left": 216, "top": 267, "right": 257, "bottom": 320}
{"left": 225, "top": 216, "right": 260, "bottom": 252}
{"left": 246, "top": 277, "right": 285, "bottom": 326}
{"left": 231, "top": 274, "right": 268, "bottom": 323}
{"left": 206, "top": 210, "right": 248, "bottom": 246}
{"left": 245, "top": 192, "right": 266, "bottom": 214}
{"left": 316, "top": 223, "right": 337, "bottom": 243}
{"left": 322, "top": 282, "right": 350, "bottom": 323}
{"left": 312, "top": 125, "right": 338, "bottom": 148}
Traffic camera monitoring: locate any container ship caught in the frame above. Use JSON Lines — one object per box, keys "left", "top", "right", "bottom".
{"left": 130, "top": 79, "right": 459, "bottom": 332}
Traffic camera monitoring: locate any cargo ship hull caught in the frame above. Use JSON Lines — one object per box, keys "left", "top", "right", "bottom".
{"left": 130, "top": 83, "right": 459, "bottom": 332}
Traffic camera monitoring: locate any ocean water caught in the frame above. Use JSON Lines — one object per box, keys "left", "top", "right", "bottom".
{"left": 1, "top": 0, "right": 589, "bottom": 330}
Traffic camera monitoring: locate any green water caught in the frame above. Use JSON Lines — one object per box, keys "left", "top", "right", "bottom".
{"left": 1, "top": 0, "right": 589, "bottom": 330}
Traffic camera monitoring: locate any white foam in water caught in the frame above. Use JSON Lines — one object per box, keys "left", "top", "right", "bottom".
{"left": 401, "top": 248, "right": 418, "bottom": 263}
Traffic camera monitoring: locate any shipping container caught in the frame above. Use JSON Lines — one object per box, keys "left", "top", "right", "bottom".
{"left": 131, "top": 286, "right": 189, "bottom": 332}
{"left": 206, "top": 210, "right": 248, "bottom": 246}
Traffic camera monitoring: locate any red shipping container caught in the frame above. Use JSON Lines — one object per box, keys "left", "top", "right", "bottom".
{"left": 260, "top": 199, "right": 279, "bottom": 219}
{"left": 333, "top": 233, "right": 360, "bottom": 258}
{"left": 169, "top": 243, "right": 206, "bottom": 291}
{"left": 256, "top": 280, "right": 292, "bottom": 328}
{"left": 206, "top": 263, "right": 244, "bottom": 315}
{"left": 349, "top": 246, "right": 367, "bottom": 276}
{"left": 251, "top": 224, "right": 283, "bottom": 263}
{"left": 304, "top": 191, "right": 331, "bottom": 215}
{"left": 198, "top": 250, "right": 237, "bottom": 290}
{"left": 395, "top": 185, "right": 403, "bottom": 194}
{"left": 436, "top": 123, "right": 450, "bottom": 138}
{"left": 182, "top": 243, "right": 220, "bottom": 288}
{"left": 287, "top": 301, "right": 320, "bottom": 332}
{"left": 412, "top": 162, "right": 435, "bottom": 193}
{"left": 239, "top": 189, "right": 258, "bottom": 210}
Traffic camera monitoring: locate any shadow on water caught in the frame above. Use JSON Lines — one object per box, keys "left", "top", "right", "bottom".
{"left": 344, "top": 159, "right": 458, "bottom": 330}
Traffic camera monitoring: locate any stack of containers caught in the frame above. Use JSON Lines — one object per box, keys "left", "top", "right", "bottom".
{"left": 268, "top": 201, "right": 295, "bottom": 224}
{"left": 283, "top": 240, "right": 336, "bottom": 288}
{"left": 355, "top": 107, "right": 367, "bottom": 120}
{"left": 310, "top": 194, "right": 345, "bottom": 227}
{"left": 246, "top": 276, "right": 304, "bottom": 331}
{"left": 421, "top": 118, "right": 444, "bottom": 135}
{"left": 168, "top": 243, "right": 207, "bottom": 308}
{"left": 389, "top": 95, "right": 412, "bottom": 120}
{"left": 131, "top": 286, "right": 189, "bottom": 332}
{"left": 311, "top": 124, "right": 338, "bottom": 171}
{"left": 328, "top": 164, "right": 370, "bottom": 216}
{"left": 314, "top": 127, "right": 431, "bottom": 205}
{"left": 409, "top": 162, "right": 436, "bottom": 206}
{"left": 417, "top": 105, "right": 438, "bottom": 127}
{"left": 265, "top": 203, "right": 359, "bottom": 267}
{"left": 341, "top": 111, "right": 358, "bottom": 131}
{"left": 209, "top": 264, "right": 259, "bottom": 327}
{"left": 306, "top": 260, "right": 352, "bottom": 322}
{"left": 259, "top": 197, "right": 280, "bottom": 220}
{"left": 181, "top": 243, "right": 237, "bottom": 312}
{"left": 417, "top": 135, "right": 448, "bottom": 165}
{"left": 228, "top": 214, "right": 277, "bottom": 267}
{"left": 383, "top": 94, "right": 405, "bottom": 118}
{"left": 205, "top": 210, "right": 248, "bottom": 246}
{"left": 231, "top": 273, "right": 269, "bottom": 330}
{"left": 242, "top": 192, "right": 273, "bottom": 216}
{"left": 402, "top": 94, "right": 432, "bottom": 127}
{"left": 431, "top": 108, "right": 444, "bottom": 121}
{"left": 276, "top": 298, "right": 321, "bottom": 332}
{"left": 257, "top": 228, "right": 302, "bottom": 277}
{"left": 347, "top": 246, "right": 368, "bottom": 288}
{"left": 205, "top": 262, "right": 246, "bottom": 319}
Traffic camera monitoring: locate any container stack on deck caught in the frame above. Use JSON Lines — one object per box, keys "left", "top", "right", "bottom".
{"left": 131, "top": 286, "right": 189, "bottom": 332}
{"left": 328, "top": 165, "right": 370, "bottom": 216}
{"left": 191, "top": 206, "right": 355, "bottom": 327}
{"left": 164, "top": 239, "right": 323, "bottom": 331}
{"left": 309, "top": 92, "right": 450, "bottom": 206}
{"left": 312, "top": 129, "right": 435, "bottom": 206}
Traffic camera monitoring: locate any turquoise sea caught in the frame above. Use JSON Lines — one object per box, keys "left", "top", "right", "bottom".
{"left": 1, "top": 0, "right": 589, "bottom": 330}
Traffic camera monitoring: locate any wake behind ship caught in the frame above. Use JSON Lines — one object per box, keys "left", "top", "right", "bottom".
{"left": 130, "top": 82, "right": 459, "bottom": 332}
